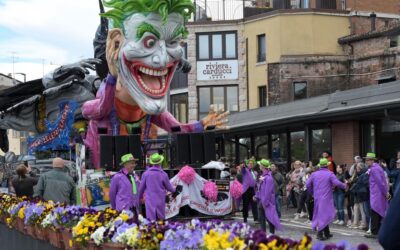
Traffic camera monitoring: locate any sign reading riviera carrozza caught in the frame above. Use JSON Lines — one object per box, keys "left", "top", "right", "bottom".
{"left": 197, "top": 60, "right": 238, "bottom": 80}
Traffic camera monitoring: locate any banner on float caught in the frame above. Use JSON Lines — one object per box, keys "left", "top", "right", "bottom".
{"left": 166, "top": 174, "right": 232, "bottom": 219}
{"left": 28, "top": 100, "right": 77, "bottom": 154}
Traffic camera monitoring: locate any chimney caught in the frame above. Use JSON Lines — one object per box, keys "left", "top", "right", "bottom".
{"left": 370, "top": 12, "right": 376, "bottom": 31}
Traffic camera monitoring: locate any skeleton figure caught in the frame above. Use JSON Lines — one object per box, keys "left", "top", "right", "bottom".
{"left": 83, "top": 0, "right": 229, "bottom": 168}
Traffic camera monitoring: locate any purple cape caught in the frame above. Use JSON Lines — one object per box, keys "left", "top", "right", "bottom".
{"left": 137, "top": 166, "right": 175, "bottom": 221}
{"left": 306, "top": 168, "right": 346, "bottom": 231}
{"left": 369, "top": 163, "right": 388, "bottom": 217}
{"left": 255, "top": 170, "right": 282, "bottom": 230}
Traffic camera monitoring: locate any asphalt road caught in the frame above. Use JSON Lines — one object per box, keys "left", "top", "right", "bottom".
{"left": 232, "top": 207, "right": 383, "bottom": 250}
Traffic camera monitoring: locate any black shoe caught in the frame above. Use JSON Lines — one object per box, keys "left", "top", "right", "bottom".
{"left": 316, "top": 234, "right": 327, "bottom": 241}
{"left": 364, "top": 234, "right": 377, "bottom": 239}
{"left": 325, "top": 233, "right": 333, "bottom": 239}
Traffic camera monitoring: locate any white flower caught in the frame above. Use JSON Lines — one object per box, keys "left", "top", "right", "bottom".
{"left": 91, "top": 226, "right": 107, "bottom": 245}
{"left": 41, "top": 213, "right": 56, "bottom": 228}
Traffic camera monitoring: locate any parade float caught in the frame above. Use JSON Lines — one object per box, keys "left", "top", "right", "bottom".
{"left": 0, "top": 0, "right": 373, "bottom": 249}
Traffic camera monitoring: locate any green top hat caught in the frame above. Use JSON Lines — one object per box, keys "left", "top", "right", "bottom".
{"left": 149, "top": 153, "right": 164, "bottom": 165}
{"left": 318, "top": 158, "right": 329, "bottom": 167}
{"left": 257, "top": 159, "right": 271, "bottom": 168}
{"left": 78, "top": 128, "right": 85, "bottom": 133}
{"left": 363, "top": 152, "right": 377, "bottom": 160}
{"left": 120, "top": 153, "right": 138, "bottom": 166}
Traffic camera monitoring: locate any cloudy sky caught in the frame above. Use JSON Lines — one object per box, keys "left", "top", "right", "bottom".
{"left": 0, "top": 0, "right": 101, "bottom": 81}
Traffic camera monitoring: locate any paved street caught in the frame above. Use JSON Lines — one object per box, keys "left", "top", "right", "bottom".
{"left": 232, "top": 207, "right": 383, "bottom": 250}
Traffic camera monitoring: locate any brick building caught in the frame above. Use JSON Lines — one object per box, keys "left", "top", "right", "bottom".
{"left": 220, "top": 19, "right": 400, "bottom": 168}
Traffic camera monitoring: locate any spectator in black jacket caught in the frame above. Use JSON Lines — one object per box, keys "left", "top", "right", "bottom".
{"left": 11, "top": 164, "right": 38, "bottom": 197}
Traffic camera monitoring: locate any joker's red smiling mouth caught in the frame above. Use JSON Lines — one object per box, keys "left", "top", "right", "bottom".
{"left": 124, "top": 55, "right": 178, "bottom": 98}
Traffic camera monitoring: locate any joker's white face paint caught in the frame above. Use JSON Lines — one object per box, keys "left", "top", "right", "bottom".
{"left": 117, "top": 13, "right": 185, "bottom": 115}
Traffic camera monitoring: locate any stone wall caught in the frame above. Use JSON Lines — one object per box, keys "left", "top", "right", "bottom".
{"left": 345, "top": 0, "right": 400, "bottom": 15}
{"left": 267, "top": 37, "right": 400, "bottom": 105}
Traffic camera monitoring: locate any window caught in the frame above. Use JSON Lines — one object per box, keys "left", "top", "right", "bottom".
{"left": 311, "top": 128, "right": 331, "bottom": 162}
{"left": 170, "top": 94, "right": 188, "bottom": 123}
{"left": 198, "top": 86, "right": 238, "bottom": 119}
{"left": 271, "top": 133, "right": 287, "bottom": 171}
{"left": 258, "top": 86, "right": 267, "bottom": 107}
{"left": 291, "top": 131, "right": 305, "bottom": 162}
{"left": 257, "top": 34, "right": 266, "bottom": 62}
{"left": 390, "top": 35, "right": 400, "bottom": 48}
{"left": 361, "top": 122, "right": 376, "bottom": 155}
{"left": 255, "top": 135, "right": 269, "bottom": 159}
{"left": 196, "top": 32, "right": 237, "bottom": 60}
{"left": 293, "top": 81, "right": 307, "bottom": 100}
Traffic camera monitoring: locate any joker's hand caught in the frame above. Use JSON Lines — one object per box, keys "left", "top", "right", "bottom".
{"left": 201, "top": 104, "right": 230, "bottom": 130}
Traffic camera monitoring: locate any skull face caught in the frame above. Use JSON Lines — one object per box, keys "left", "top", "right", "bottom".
{"left": 116, "top": 13, "right": 185, "bottom": 115}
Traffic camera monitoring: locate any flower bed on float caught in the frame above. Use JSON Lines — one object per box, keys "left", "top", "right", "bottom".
{"left": 0, "top": 194, "right": 370, "bottom": 250}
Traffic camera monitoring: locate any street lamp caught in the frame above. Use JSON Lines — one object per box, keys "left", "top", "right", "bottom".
{"left": 14, "top": 73, "right": 26, "bottom": 83}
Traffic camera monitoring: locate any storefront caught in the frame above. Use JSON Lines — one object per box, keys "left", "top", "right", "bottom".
{"left": 217, "top": 81, "right": 400, "bottom": 173}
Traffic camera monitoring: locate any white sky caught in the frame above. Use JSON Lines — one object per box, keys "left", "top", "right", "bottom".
{"left": 0, "top": 0, "right": 101, "bottom": 81}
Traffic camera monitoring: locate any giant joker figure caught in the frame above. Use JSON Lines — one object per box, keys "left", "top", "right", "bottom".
{"left": 83, "top": 0, "right": 229, "bottom": 168}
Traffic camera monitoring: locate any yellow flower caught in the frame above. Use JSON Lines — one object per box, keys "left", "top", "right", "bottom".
{"left": 120, "top": 213, "right": 129, "bottom": 221}
{"left": 18, "top": 207, "right": 25, "bottom": 219}
{"left": 259, "top": 243, "right": 269, "bottom": 250}
{"left": 157, "top": 233, "right": 163, "bottom": 240}
{"left": 268, "top": 239, "right": 277, "bottom": 248}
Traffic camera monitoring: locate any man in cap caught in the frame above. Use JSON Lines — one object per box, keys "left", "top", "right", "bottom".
{"left": 239, "top": 158, "right": 258, "bottom": 223}
{"left": 306, "top": 158, "right": 346, "bottom": 241}
{"left": 109, "top": 153, "right": 140, "bottom": 214}
{"left": 74, "top": 128, "right": 86, "bottom": 144}
{"left": 138, "top": 153, "right": 175, "bottom": 221}
{"left": 34, "top": 157, "right": 76, "bottom": 204}
{"left": 364, "top": 152, "right": 388, "bottom": 238}
{"left": 254, "top": 159, "right": 282, "bottom": 234}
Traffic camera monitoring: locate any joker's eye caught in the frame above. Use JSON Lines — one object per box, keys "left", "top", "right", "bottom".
{"left": 167, "top": 40, "right": 178, "bottom": 48}
{"left": 144, "top": 36, "right": 157, "bottom": 49}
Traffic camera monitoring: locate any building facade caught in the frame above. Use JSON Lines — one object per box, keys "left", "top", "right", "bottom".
{"left": 184, "top": 20, "right": 247, "bottom": 121}
{"left": 244, "top": 9, "right": 350, "bottom": 108}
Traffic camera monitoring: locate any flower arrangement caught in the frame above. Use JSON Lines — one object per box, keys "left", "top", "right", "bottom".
{"left": 203, "top": 181, "right": 218, "bottom": 202}
{"left": 178, "top": 165, "right": 196, "bottom": 185}
{"left": 0, "top": 194, "right": 371, "bottom": 250}
{"left": 72, "top": 207, "right": 118, "bottom": 246}
{"left": 230, "top": 179, "right": 243, "bottom": 199}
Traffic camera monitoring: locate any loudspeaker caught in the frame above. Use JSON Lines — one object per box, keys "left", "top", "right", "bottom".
{"left": 128, "top": 134, "right": 143, "bottom": 167}
{"left": 114, "top": 135, "right": 129, "bottom": 170}
{"left": 189, "top": 133, "right": 204, "bottom": 164}
{"left": 203, "top": 132, "right": 216, "bottom": 163}
{"left": 172, "top": 133, "right": 190, "bottom": 165}
{"left": 99, "top": 135, "right": 114, "bottom": 170}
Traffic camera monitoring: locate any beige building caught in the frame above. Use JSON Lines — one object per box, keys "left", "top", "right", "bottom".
{"left": 0, "top": 73, "right": 23, "bottom": 155}
{"left": 244, "top": 9, "right": 350, "bottom": 108}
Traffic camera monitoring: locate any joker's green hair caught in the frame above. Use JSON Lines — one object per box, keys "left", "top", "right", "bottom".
{"left": 102, "top": 0, "right": 194, "bottom": 29}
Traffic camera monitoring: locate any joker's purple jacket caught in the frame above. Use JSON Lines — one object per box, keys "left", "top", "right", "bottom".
{"left": 241, "top": 167, "right": 257, "bottom": 193}
{"left": 255, "top": 170, "right": 282, "bottom": 231}
{"left": 137, "top": 166, "right": 175, "bottom": 221}
{"left": 306, "top": 167, "right": 346, "bottom": 231}
{"left": 109, "top": 168, "right": 140, "bottom": 212}
{"left": 369, "top": 163, "right": 388, "bottom": 217}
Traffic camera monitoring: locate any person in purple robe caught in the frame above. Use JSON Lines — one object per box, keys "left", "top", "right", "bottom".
{"left": 109, "top": 153, "right": 140, "bottom": 216}
{"left": 363, "top": 152, "right": 389, "bottom": 238}
{"left": 240, "top": 158, "right": 258, "bottom": 223}
{"left": 254, "top": 159, "right": 282, "bottom": 234}
{"left": 306, "top": 158, "right": 346, "bottom": 241}
{"left": 138, "top": 153, "right": 175, "bottom": 221}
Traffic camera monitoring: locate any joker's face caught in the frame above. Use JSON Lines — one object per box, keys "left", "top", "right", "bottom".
{"left": 113, "top": 13, "right": 185, "bottom": 114}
